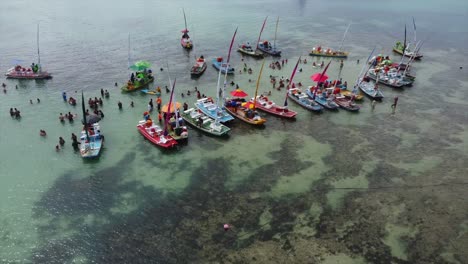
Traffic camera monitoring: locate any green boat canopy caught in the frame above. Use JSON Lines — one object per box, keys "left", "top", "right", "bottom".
{"left": 130, "top": 60, "right": 152, "bottom": 71}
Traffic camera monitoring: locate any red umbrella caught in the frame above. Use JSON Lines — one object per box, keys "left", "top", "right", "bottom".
{"left": 310, "top": 73, "right": 329, "bottom": 82}
{"left": 230, "top": 89, "right": 248, "bottom": 98}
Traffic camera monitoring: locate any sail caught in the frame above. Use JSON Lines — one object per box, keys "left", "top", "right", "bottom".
{"left": 166, "top": 66, "right": 179, "bottom": 129}
{"left": 412, "top": 17, "right": 417, "bottom": 44}
{"left": 355, "top": 47, "right": 376, "bottom": 87}
{"left": 81, "top": 92, "right": 89, "bottom": 140}
{"left": 221, "top": 27, "right": 238, "bottom": 104}
{"left": 127, "top": 33, "right": 131, "bottom": 69}
{"left": 403, "top": 24, "right": 407, "bottom": 53}
{"left": 338, "top": 23, "right": 351, "bottom": 51}
{"left": 164, "top": 78, "right": 176, "bottom": 133}
{"left": 183, "top": 8, "right": 188, "bottom": 32}
{"left": 284, "top": 56, "right": 301, "bottom": 107}
{"left": 253, "top": 59, "right": 266, "bottom": 109}
{"left": 313, "top": 61, "right": 331, "bottom": 99}
{"left": 256, "top": 17, "right": 268, "bottom": 50}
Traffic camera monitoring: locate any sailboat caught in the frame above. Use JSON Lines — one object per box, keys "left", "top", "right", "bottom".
{"left": 164, "top": 72, "right": 189, "bottom": 141}
{"left": 393, "top": 21, "right": 423, "bottom": 59}
{"left": 309, "top": 24, "right": 350, "bottom": 58}
{"left": 6, "top": 24, "right": 52, "bottom": 79}
{"left": 190, "top": 55, "right": 207, "bottom": 77}
{"left": 287, "top": 57, "right": 323, "bottom": 112}
{"left": 121, "top": 34, "right": 154, "bottom": 92}
{"left": 358, "top": 47, "right": 385, "bottom": 101}
{"left": 250, "top": 60, "right": 297, "bottom": 118}
{"left": 237, "top": 17, "right": 266, "bottom": 58}
{"left": 137, "top": 80, "right": 178, "bottom": 149}
{"left": 80, "top": 92, "right": 104, "bottom": 158}
{"left": 257, "top": 16, "right": 282, "bottom": 56}
{"left": 196, "top": 28, "right": 237, "bottom": 123}
{"left": 181, "top": 9, "right": 193, "bottom": 49}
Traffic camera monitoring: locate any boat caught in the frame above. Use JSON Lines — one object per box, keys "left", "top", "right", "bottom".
{"left": 237, "top": 17, "right": 266, "bottom": 58}
{"left": 309, "top": 24, "right": 350, "bottom": 59}
{"left": 251, "top": 96, "right": 297, "bottom": 118}
{"left": 333, "top": 94, "right": 360, "bottom": 112}
{"left": 190, "top": 56, "right": 207, "bottom": 76}
{"left": 257, "top": 17, "right": 282, "bottom": 56}
{"left": 339, "top": 86, "right": 364, "bottom": 101}
{"left": 212, "top": 57, "right": 235, "bottom": 74}
{"left": 306, "top": 87, "right": 339, "bottom": 110}
{"left": 6, "top": 24, "right": 52, "bottom": 79}
{"left": 180, "top": 108, "right": 231, "bottom": 136}
{"left": 121, "top": 72, "right": 154, "bottom": 92}
{"left": 79, "top": 92, "right": 103, "bottom": 158}
{"left": 181, "top": 9, "right": 193, "bottom": 49}
{"left": 163, "top": 74, "right": 188, "bottom": 141}
{"left": 197, "top": 28, "right": 238, "bottom": 123}
{"left": 393, "top": 21, "right": 423, "bottom": 59}
{"left": 287, "top": 88, "right": 323, "bottom": 112}
{"left": 224, "top": 97, "right": 266, "bottom": 126}
{"left": 366, "top": 68, "right": 410, "bottom": 88}
{"left": 358, "top": 77, "right": 384, "bottom": 100}
{"left": 195, "top": 97, "right": 233, "bottom": 123}
{"left": 137, "top": 120, "right": 177, "bottom": 149}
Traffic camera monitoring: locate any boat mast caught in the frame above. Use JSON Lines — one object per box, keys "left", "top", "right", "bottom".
{"left": 403, "top": 24, "right": 407, "bottom": 54}
{"left": 164, "top": 78, "right": 176, "bottom": 134}
{"left": 166, "top": 64, "right": 180, "bottom": 129}
{"left": 338, "top": 23, "right": 351, "bottom": 52}
{"left": 127, "top": 33, "right": 131, "bottom": 70}
{"left": 256, "top": 17, "right": 268, "bottom": 51}
{"left": 81, "top": 92, "right": 89, "bottom": 141}
{"left": 220, "top": 27, "right": 238, "bottom": 111}
{"left": 355, "top": 47, "right": 376, "bottom": 88}
{"left": 183, "top": 8, "right": 188, "bottom": 32}
{"left": 37, "top": 23, "right": 41, "bottom": 72}
{"left": 253, "top": 60, "right": 266, "bottom": 110}
{"left": 412, "top": 17, "right": 417, "bottom": 49}
{"left": 273, "top": 17, "right": 279, "bottom": 51}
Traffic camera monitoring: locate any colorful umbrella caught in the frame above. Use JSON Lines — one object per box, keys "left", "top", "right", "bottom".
{"left": 162, "top": 102, "right": 181, "bottom": 113}
{"left": 130, "top": 60, "right": 152, "bottom": 71}
{"left": 230, "top": 89, "right": 248, "bottom": 98}
{"left": 310, "top": 73, "right": 329, "bottom": 82}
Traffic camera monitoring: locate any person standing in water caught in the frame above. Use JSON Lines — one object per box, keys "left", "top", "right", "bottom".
{"left": 62, "top": 91, "right": 67, "bottom": 101}
{"left": 391, "top": 96, "right": 399, "bottom": 114}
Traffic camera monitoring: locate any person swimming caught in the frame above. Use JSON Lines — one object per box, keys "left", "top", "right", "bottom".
{"left": 40, "top": 130, "right": 47, "bottom": 136}
{"left": 59, "top": 137, "right": 65, "bottom": 146}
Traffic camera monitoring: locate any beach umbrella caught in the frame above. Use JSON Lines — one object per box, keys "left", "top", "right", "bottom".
{"left": 82, "top": 114, "right": 101, "bottom": 125}
{"left": 310, "top": 73, "right": 329, "bottom": 82}
{"left": 130, "top": 60, "right": 151, "bottom": 71}
{"left": 162, "top": 102, "right": 181, "bottom": 113}
{"left": 230, "top": 89, "right": 248, "bottom": 98}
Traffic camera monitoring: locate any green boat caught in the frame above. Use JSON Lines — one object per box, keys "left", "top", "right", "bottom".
{"left": 180, "top": 108, "right": 230, "bottom": 136}
{"left": 121, "top": 73, "right": 154, "bottom": 93}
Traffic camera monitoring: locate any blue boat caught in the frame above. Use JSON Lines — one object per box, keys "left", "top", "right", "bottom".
{"left": 306, "top": 87, "right": 339, "bottom": 110}
{"left": 258, "top": 42, "right": 281, "bottom": 56}
{"left": 212, "top": 57, "right": 235, "bottom": 74}
{"left": 80, "top": 122, "right": 104, "bottom": 159}
{"left": 195, "top": 98, "right": 234, "bottom": 123}
{"left": 358, "top": 77, "right": 384, "bottom": 101}
{"left": 287, "top": 88, "right": 323, "bottom": 112}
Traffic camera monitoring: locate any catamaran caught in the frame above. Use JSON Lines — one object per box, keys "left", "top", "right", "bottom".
{"left": 6, "top": 24, "right": 52, "bottom": 79}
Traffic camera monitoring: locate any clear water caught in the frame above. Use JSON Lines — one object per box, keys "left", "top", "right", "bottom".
{"left": 1, "top": 0, "right": 467, "bottom": 263}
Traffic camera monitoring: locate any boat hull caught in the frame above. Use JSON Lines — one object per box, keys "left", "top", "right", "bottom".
{"left": 358, "top": 80, "right": 384, "bottom": 101}
{"left": 287, "top": 89, "right": 323, "bottom": 112}
{"left": 5, "top": 68, "right": 52, "bottom": 79}
{"left": 251, "top": 98, "right": 297, "bottom": 118}
{"left": 392, "top": 48, "right": 423, "bottom": 60}
{"left": 137, "top": 123, "right": 177, "bottom": 148}
{"left": 190, "top": 62, "right": 207, "bottom": 76}
{"left": 224, "top": 105, "right": 266, "bottom": 126}
{"left": 181, "top": 38, "right": 193, "bottom": 49}
{"left": 212, "top": 59, "right": 235, "bottom": 74}
{"left": 121, "top": 76, "right": 154, "bottom": 93}
{"left": 80, "top": 124, "right": 103, "bottom": 158}
{"left": 366, "top": 71, "right": 407, "bottom": 88}
{"left": 141, "top": 89, "right": 161, "bottom": 97}
{"left": 181, "top": 108, "right": 230, "bottom": 136}
{"left": 305, "top": 89, "right": 339, "bottom": 110}
{"left": 334, "top": 97, "right": 361, "bottom": 112}
{"left": 237, "top": 47, "right": 264, "bottom": 58}
{"left": 257, "top": 44, "right": 281, "bottom": 56}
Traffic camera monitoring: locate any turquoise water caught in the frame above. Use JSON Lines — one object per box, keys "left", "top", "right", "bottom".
{"left": 1, "top": 0, "right": 467, "bottom": 263}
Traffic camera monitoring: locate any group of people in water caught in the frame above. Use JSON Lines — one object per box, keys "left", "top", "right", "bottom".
{"left": 9, "top": 108, "right": 21, "bottom": 119}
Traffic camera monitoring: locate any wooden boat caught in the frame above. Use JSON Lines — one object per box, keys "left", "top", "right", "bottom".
{"left": 339, "top": 88, "right": 364, "bottom": 101}
{"left": 238, "top": 44, "right": 264, "bottom": 58}
{"left": 309, "top": 24, "right": 350, "bottom": 59}
{"left": 79, "top": 93, "right": 103, "bottom": 158}
{"left": 212, "top": 57, "right": 234, "bottom": 74}
{"left": 334, "top": 95, "right": 360, "bottom": 112}
{"left": 195, "top": 97, "right": 233, "bottom": 123}
{"left": 251, "top": 96, "right": 297, "bottom": 118}
{"left": 137, "top": 120, "right": 177, "bottom": 148}
{"left": 257, "top": 17, "right": 282, "bottom": 56}
{"left": 121, "top": 73, "right": 154, "bottom": 92}
{"left": 6, "top": 24, "right": 52, "bottom": 79}
{"left": 306, "top": 87, "right": 339, "bottom": 110}
{"left": 366, "top": 68, "right": 409, "bottom": 88}
{"left": 190, "top": 56, "right": 207, "bottom": 76}
{"left": 287, "top": 88, "right": 323, "bottom": 112}
{"left": 180, "top": 108, "right": 230, "bottom": 136}
{"left": 358, "top": 77, "right": 384, "bottom": 101}
{"left": 165, "top": 115, "right": 189, "bottom": 141}
{"left": 180, "top": 9, "right": 193, "bottom": 49}
{"left": 393, "top": 22, "right": 422, "bottom": 59}
{"left": 224, "top": 98, "right": 266, "bottom": 125}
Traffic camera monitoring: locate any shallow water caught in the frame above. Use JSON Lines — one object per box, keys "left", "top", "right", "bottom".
{"left": 1, "top": 0, "right": 467, "bottom": 263}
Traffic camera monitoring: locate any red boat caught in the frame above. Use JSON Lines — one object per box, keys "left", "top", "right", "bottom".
{"left": 250, "top": 96, "right": 297, "bottom": 118}
{"left": 333, "top": 95, "right": 360, "bottom": 112}
{"left": 137, "top": 120, "right": 177, "bottom": 148}
{"left": 6, "top": 65, "right": 52, "bottom": 79}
